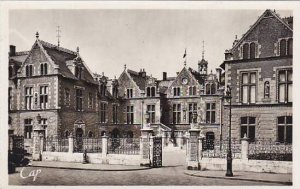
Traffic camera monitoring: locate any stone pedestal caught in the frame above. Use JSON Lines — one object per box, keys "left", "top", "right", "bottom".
{"left": 140, "top": 128, "right": 153, "bottom": 166}
{"left": 68, "top": 134, "right": 74, "bottom": 153}
{"left": 186, "top": 129, "right": 201, "bottom": 170}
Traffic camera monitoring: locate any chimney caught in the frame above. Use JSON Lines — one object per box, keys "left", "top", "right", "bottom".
{"left": 215, "top": 68, "right": 222, "bottom": 83}
{"left": 163, "top": 72, "right": 167, "bottom": 81}
{"left": 9, "top": 45, "right": 16, "bottom": 56}
{"left": 139, "top": 68, "right": 146, "bottom": 78}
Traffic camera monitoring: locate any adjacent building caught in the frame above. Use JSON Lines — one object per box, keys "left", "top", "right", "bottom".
{"left": 220, "top": 9, "right": 293, "bottom": 143}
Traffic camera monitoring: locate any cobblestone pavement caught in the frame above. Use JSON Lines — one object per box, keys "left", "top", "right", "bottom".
{"left": 8, "top": 150, "right": 286, "bottom": 186}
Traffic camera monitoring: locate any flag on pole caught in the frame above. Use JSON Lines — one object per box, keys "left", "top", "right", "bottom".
{"left": 183, "top": 48, "right": 186, "bottom": 58}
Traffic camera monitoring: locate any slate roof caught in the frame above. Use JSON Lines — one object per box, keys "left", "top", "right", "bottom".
{"left": 188, "top": 67, "right": 205, "bottom": 84}
{"left": 39, "top": 40, "right": 97, "bottom": 84}
{"left": 127, "top": 69, "right": 150, "bottom": 90}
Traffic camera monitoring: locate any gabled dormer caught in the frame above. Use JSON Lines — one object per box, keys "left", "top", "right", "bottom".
{"left": 166, "top": 66, "right": 201, "bottom": 98}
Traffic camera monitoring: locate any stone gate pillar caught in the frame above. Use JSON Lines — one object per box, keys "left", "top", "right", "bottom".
{"left": 241, "top": 134, "right": 249, "bottom": 161}
{"left": 140, "top": 128, "right": 153, "bottom": 166}
{"left": 32, "top": 129, "right": 44, "bottom": 161}
{"left": 187, "top": 128, "right": 201, "bottom": 170}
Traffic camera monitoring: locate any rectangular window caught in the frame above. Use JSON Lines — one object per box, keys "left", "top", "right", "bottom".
{"left": 25, "top": 87, "right": 33, "bottom": 110}
{"left": 189, "top": 86, "right": 196, "bottom": 96}
{"left": 41, "top": 118, "right": 47, "bottom": 138}
{"left": 147, "top": 105, "right": 155, "bottom": 123}
{"left": 241, "top": 72, "right": 256, "bottom": 104}
{"left": 88, "top": 93, "right": 93, "bottom": 109}
{"left": 126, "top": 105, "right": 134, "bottom": 124}
{"left": 277, "top": 116, "right": 292, "bottom": 143}
{"left": 100, "top": 102, "right": 107, "bottom": 123}
{"left": 24, "top": 119, "right": 33, "bottom": 139}
{"left": 65, "top": 88, "right": 70, "bottom": 106}
{"left": 112, "top": 104, "right": 118, "bottom": 124}
{"left": 278, "top": 69, "right": 292, "bottom": 103}
{"left": 173, "top": 87, "right": 181, "bottom": 96}
{"left": 188, "top": 103, "right": 197, "bottom": 123}
{"left": 76, "top": 89, "right": 83, "bottom": 111}
{"left": 40, "top": 86, "right": 48, "bottom": 109}
{"left": 172, "top": 104, "right": 181, "bottom": 124}
{"left": 127, "top": 89, "right": 133, "bottom": 98}
{"left": 240, "top": 117, "right": 256, "bottom": 141}
{"left": 206, "top": 103, "right": 216, "bottom": 124}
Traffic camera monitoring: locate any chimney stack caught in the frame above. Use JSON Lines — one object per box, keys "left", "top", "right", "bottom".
{"left": 163, "top": 72, "right": 167, "bottom": 81}
{"left": 9, "top": 45, "right": 16, "bottom": 56}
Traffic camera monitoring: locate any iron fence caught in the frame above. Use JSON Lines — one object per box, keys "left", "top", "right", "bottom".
{"left": 45, "top": 136, "right": 69, "bottom": 152}
{"left": 73, "top": 137, "right": 102, "bottom": 153}
{"left": 202, "top": 138, "right": 241, "bottom": 159}
{"left": 248, "top": 138, "right": 292, "bottom": 161}
{"left": 107, "top": 138, "right": 140, "bottom": 155}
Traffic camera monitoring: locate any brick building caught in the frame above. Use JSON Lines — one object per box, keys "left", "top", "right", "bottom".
{"left": 220, "top": 9, "right": 293, "bottom": 143}
{"left": 9, "top": 33, "right": 99, "bottom": 152}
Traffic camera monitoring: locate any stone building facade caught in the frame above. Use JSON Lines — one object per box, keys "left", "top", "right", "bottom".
{"left": 220, "top": 9, "right": 293, "bottom": 143}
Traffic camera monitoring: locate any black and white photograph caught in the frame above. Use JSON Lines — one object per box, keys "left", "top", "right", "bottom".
{"left": 1, "top": 1, "right": 299, "bottom": 188}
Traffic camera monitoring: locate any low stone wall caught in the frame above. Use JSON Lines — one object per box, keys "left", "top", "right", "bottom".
{"left": 42, "top": 152, "right": 142, "bottom": 166}
{"left": 199, "top": 158, "right": 292, "bottom": 174}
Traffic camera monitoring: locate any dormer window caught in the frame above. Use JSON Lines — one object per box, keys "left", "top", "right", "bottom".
{"left": 25, "top": 65, "right": 33, "bottom": 77}
{"left": 250, "top": 42, "right": 256, "bottom": 59}
{"left": 146, "top": 86, "right": 156, "bottom": 97}
{"left": 279, "top": 38, "right": 293, "bottom": 56}
{"left": 206, "top": 83, "right": 216, "bottom": 95}
{"left": 189, "top": 86, "right": 196, "bottom": 96}
{"left": 112, "top": 86, "right": 118, "bottom": 98}
{"left": 242, "top": 42, "right": 257, "bottom": 59}
{"left": 173, "top": 87, "right": 181, "bottom": 96}
{"left": 127, "top": 88, "right": 133, "bottom": 98}
{"left": 75, "top": 65, "right": 82, "bottom": 79}
{"left": 100, "top": 84, "right": 106, "bottom": 97}
{"left": 40, "top": 63, "right": 48, "bottom": 75}
{"left": 242, "top": 43, "right": 249, "bottom": 59}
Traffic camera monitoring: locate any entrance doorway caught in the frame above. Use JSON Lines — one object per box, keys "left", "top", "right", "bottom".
{"left": 74, "top": 128, "right": 84, "bottom": 152}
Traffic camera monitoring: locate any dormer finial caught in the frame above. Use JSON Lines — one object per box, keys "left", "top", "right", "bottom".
{"left": 36, "top": 32, "right": 39, "bottom": 39}
{"left": 124, "top": 64, "right": 127, "bottom": 70}
{"left": 76, "top": 46, "right": 79, "bottom": 54}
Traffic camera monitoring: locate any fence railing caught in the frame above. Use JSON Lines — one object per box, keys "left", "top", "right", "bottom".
{"left": 73, "top": 137, "right": 102, "bottom": 153}
{"left": 202, "top": 138, "right": 241, "bottom": 159}
{"left": 107, "top": 138, "right": 140, "bottom": 155}
{"left": 248, "top": 138, "right": 292, "bottom": 161}
{"left": 45, "top": 137, "right": 69, "bottom": 152}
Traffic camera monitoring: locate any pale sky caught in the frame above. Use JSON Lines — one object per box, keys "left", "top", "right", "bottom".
{"left": 9, "top": 9, "right": 292, "bottom": 79}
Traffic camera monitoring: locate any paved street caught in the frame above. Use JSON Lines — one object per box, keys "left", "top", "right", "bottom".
{"left": 9, "top": 150, "right": 287, "bottom": 186}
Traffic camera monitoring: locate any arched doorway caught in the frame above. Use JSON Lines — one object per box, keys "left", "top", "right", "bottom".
{"left": 74, "top": 128, "right": 84, "bottom": 152}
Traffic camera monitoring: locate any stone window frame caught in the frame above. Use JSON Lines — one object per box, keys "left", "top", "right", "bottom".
{"left": 240, "top": 116, "right": 256, "bottom": 142}
{"left": 205, "top": 83, "right": 216, "bottom": 95}
{"left": 75, "top": 87, "right": 84, "bottom": 111}
{"left": 276, "top": 37, "right": 293, "bottom": 56}
{"left": 172, "top": 103, "right": 181, "bottom": 124}
{"left": 100, "top": 101, "right": 108, "bottom": 123}
{"left": 146, "top": 86, "right": 156, "bottom": 97}
{"left": 277, "top": 68, "right": 292, "bottom": 104}
{"left": 24, "top": 118, "right": 33, "bottom": 139}
{"left": 112, "top": 85, "right": 119, "bottom": 98}
{"left": 205, "top": 102, "right": 216, "bottom": 124}
{"left": 188, "top": 102, "right": 197, "bottom": 124}
{"left": 112, "top": 103, "right": 119, "bottom": 124}
{"left": 146, "top": 104, "right": 156, "bottom": 123}
{"left": 40, "top": 62, "right": 48, "bottom": 75}
{"left": 237, "top": 69, "right": 259, "bottom": 105}
{"left": 173, "top": 87, "right": 181, "bottom": 97}
{"left": 277, "top": 115, "right": 292, "bottom": 144}
{"left": 126, "top": 105, "right": 134, "bottom": 124}
{"left": 39, "top": 85, "right": 49, "bottom": 109}
{"left": 188, "top": 86, "right": 197, "bottom": 96}
{"left": 126, "top": 88, "right": 133, "bottom": 99}
{"left": 24, "top": 86, "right": 34, "bottom": 110}
{"left": 25, "top": 64, "right": 34, "bottom": 77}
{"left": 239, "top": 41, "right": 259, "bottom": 60}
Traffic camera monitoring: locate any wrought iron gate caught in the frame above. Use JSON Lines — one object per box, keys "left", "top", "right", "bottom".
{"left": 152, "top": 137, "right": 162, "bottom": 168}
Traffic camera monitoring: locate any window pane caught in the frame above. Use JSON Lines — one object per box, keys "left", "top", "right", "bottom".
{"left": 242, "top": 86, "right": 248, "bottom": 103}
{"left": 280, "top": 39, "right": 287, "bottom": 56}
{"left": 206, "top": 103, "right": 210, "bottom": 109}
{"left": 242, "top": 73, "right": 248, "bottom": 84}
{"left": 248, "top": 126, "right": 255, "bottom": 141}
{"left": 288, "top": 84, "right": 292, "bottom": 102}
{"left": 288, "top": 38, "right": 293, "bottom": 55}
{"left": 206, "top": 112, "right": 210, "bottom": 123}
{"left": 279, "top": 71, "right": 286, "bottom": 82}
{"left": 193, "top": 104, "right": 197, "bottom": 110}
{"left": 241, "top": 117, "right": 247, "bottom": 124}
{"left": 241, "top": 126, "right": 247, "bottom": 138}
{"left": 279, "top": 84, "right": 285, "bottom": 102}
{"left": 278, "top": 126, "right": 285, "bottom": 142}
{"left": 278, "top": 116, "right": 285, "bottom": 124}
{"left": 286, "top": 116, "right": 292, "bottom": 124}
{"left": 211, "top": 112, "right": 215, "bottom": 123}
{"left": 189, "top": 104, "right": 192, "bottom": 111}
{"left": 250, "top": 43, "right": 256, "bottom": 59}
{"left": 250, "top": 86, "right": 256, "bottom": 103}
{"left": 249, "top": 117, "right": 256, "bottom": 124}
{"left": 250, "top": 73, "right": 256, "bottom": 84}
{"left": 286, "top": 126, "right": 292, "bottom": 143}
{"left": 243, "top": 43, "right": 249, "bottom": 59}
{"left": 212, "top": 103, "right": 215, "bottom": 109}
{"left": 287, "top": 70, "right": 292, "bottom": 81}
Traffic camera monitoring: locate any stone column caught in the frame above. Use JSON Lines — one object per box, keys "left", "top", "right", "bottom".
{"left": 241, "top": 134, "right": 249, "bottom": 161}
{"left": 32, "top": 130, "right": 42, "bottom": 161}
{"left": 140, "top": 128, "right": 153, "bottom": 166}
{"left": 68, "top": 134, "right": 74, "bottom": 153}
{"left": 186, "top": 128, "right": 201, "bottom": 170}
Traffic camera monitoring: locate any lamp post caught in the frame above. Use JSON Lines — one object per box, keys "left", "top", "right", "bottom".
{"left": 224, "top": 85, "right": 233, "bottom": 177}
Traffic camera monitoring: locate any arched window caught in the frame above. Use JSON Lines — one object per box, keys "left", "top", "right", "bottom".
{"left": 211, "top": 84, "right": 216, "bottom": 94}
{"left": 146, "top": 87, "right": 150, "bottom": 97}
{"left": 88, "top": 131, "right": 93, "bottom": 138}
{"left": 64, "top": 130, "right": 70, "bottom": 138}
{"left": 243, "top": 43, "right": 249, "bottom": 59}
{"left": 151, "top": 87, "right": 156, "bottom": 97}
{"left": 250, "top": 42, "right": 256, "bottom": 59}
{"left": 287, "top": 38, "right": 293, "bottom": 55}
{"left": 44, "top": 63, "right": 48, "bottom": 75}
{"left": 264, "top": 81, "right": 270, "bottom": 98}
{"left": 9, "top": 66, "right": 13, "bottom": 78}
{"left": 206, "top": 84, "right": 211, "bottom": 94}
{"left": 280, "top": 39, "right": 287, "bottom": 56}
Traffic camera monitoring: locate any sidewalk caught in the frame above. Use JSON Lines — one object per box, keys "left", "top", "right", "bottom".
{"left": 184, "top": 170, "right": 292, "bottom": 185}
{"left": 30, "top": 161, "right": 151, "bottom": 171}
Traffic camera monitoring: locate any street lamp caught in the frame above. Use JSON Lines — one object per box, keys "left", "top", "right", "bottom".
{"left": 224, "top": 85, "right": 233, "bottom": 177}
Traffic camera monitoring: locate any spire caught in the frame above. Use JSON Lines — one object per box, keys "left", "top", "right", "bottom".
{"left": 36, "top": 32, "right": 39, "bottom": 39}
{"left": 202, "top": 40, "right": 205, "bottom": 60}
{"left": 56, "top": 26, "right": 61, "bottom": 47}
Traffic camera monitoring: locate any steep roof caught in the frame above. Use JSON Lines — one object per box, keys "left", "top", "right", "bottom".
{"left": 188, "top": 67, "right": 205, "bottom": 84}
{"left": 127, "top": 69, "right": 150, "bottom": 90}
{"left": 39, "top": 40, "right": 97, "bottom": 84}
{"left": 9, "top": 51, "right": 29, "bottom": 64}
